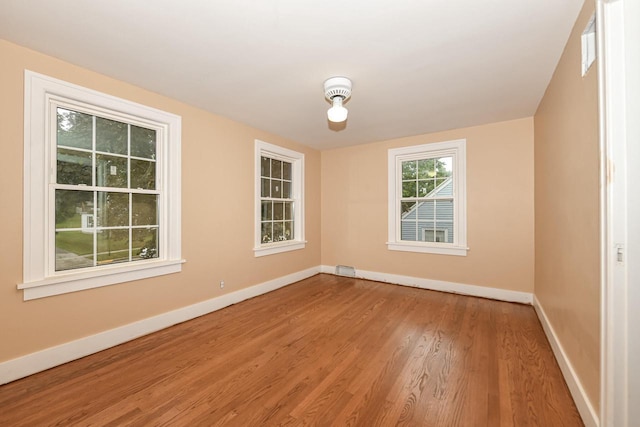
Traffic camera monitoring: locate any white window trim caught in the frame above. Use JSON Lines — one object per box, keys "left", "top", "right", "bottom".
{"left": 254, "top": 140, "right": 305, "bottom": 257}
{"left": 387, "top": 139, "right": 468, "bottom": 256}
{"left": 19, "top": 70, "right": 183, "bottom": 300}
{"left": 582, "top": 13, "right": 597, "bottom": 77}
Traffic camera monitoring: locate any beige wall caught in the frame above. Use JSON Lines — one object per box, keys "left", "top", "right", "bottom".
{"left": 321, "top": 118, "right": 535, "bottom": 293}
{"left": 533, "top": 0, "right": 600, "bottom": 413}
{"left": 0, "top": 40, "right": 321, "bottom": 362}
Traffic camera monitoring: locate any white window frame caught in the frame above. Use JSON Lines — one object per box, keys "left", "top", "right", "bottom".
{"left": 254, "top": 140, "right": 305, "bottom": 257}
{"left": 19, "top": 71, "right": 183, "bottom": 300}
{"left": 387, "top": 139, "right": 468, "bottom": 256}
{"left": 582, "top": 13, "right": 597, "bottom": 77}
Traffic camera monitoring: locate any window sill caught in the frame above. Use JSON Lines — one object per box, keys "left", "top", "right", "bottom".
{"left": 387, "top": 242, "right": 469, "bottom": 256}
{"left": 18, "top": 259, "right": 186, "bottom": 301}
{"left": 254, "top": 241, "right": 306, "bottom": 257}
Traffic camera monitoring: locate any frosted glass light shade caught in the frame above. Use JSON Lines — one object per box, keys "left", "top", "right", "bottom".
{"left": 327, "top": 97, "right": 348, "bottom": 122}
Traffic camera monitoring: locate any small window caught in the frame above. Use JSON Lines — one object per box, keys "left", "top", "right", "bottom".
{"left": 582, "top": 14, "right": 596, "bottom": 76}
{"left": 254, "top": 140, "right": 305, "bottom": 257}
{"left": 20, "top": 71, "right": 182, "bottom": 300}
{"left": 388, "top": 139, "right": 468, "bottom": 256}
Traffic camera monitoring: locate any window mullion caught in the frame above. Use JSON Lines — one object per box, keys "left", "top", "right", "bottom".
{"left": 91, "top": 115, "right": 97, "bottom": 267}
{"left": 396, "top": 158, "right": 403, "bottom": 242}
{"left": 92, "top": 183, "right": 98, "bottom": 268}
{"left": 48, "top": 102, "right": 58, "bottom": 276}
{"left": 433, "top": 199, "right": 438, "bottom": 239}
{"left": 127, "top": 124, "right": 132, "bottom": 262}
{"left": 52, "top": 184, "right": 159, "bottom": 194}
{"left": 129, "top": 192, "right": 133, "bottom": 262}
{"left": 452, "top": 155, "right": 458, "bottom": 246}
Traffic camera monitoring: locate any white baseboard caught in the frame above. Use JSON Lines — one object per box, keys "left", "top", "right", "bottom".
{"left": 320, "top": 265, "right": 533, "bottom": 304}
{"left": 0, "top": 266, "right": 320, "bottom": 385}
{"left": 533, "top": 296, "right": 599, "bottom": 427}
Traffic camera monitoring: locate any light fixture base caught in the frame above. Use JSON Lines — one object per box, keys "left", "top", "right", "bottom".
{"left": 324, "top": 77, "right": 352, "bottom": 101}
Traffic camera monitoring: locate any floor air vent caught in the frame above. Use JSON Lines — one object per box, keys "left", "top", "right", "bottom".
{"left": 335, "top": 265, "right": 356, "bottom": 278}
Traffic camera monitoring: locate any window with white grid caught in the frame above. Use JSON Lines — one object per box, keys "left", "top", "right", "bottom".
{"left": 21, "top": 71, "right": 182, "bottom": 300}
{"left": 388, "top": 139, "right": 468, "bottom": 256}
{"left": 254, "top": 140, "right": 305, "bottom": 257}
{"left": 54, "top": 106, "right": 160, "bottom": 271}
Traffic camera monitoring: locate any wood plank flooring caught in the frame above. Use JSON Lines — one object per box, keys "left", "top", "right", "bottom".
{"left": 0, "top": 274, "right": 583, "bottom": 426}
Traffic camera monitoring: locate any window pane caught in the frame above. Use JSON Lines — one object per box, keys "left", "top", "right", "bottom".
{"left": 417, "top": 159, "right": 435, "bottom": 179}
{"left": 282, "top": 162, "right": 292, "bottom": 180}
{"left": 273, "top": 222, "right": 284, "bottom": 241}
{"left": 437, "top": 200, "right": 454, "bottom": 222}
{"left": 418, "top": 180, "right": 435, "bottom": 197}
{"left": 55, "top": 190, "right": 93, "bottom": 229}
{"left": 133, "top": 228, "right": 159, "bottom": 260}
{"left": 402, "top": 160, "right": 417, "bottom": 180}
{"left": 435, "top": 178, "right": 451, "bottom": 195}
{"left": 401, "top": 221, "right": 417, "bottom": 241}
{"left": 130, "top": 125, "right": 156, "bottom": 159}
{"left": 130, "top": 159, "right": 156, "bottom": 190}
{"left": 96, "top": 154, "right": 128, "bottom": 188}
{"left": 132, "top": 194, "right": 157, "bottom": 226}
{"left": 401, "top": 201, "right": 417, "bottom": 216}
{"left": 436, "top": 178, "right": 446, "bottom": 187}
{"left": 273, "top": 202, "right": 284, "bottom": 220}
{"left": 284, "top": 201, "right": 293, "bottom": 220}
{"left": 282, "top": 181, "right": 291, "bottom": 199}
{"left": 261, "top": 178, "right": 270, "bottom": 198}
{"left": 57, "top": 148, "right": 92, "bottom": 185}
{"left": 261, "top": 222, "right": 272, "bottom": 243}
{"left": 261, "top": 201, "right": 272, "bottom": 221}
{"left": 55, "top": 230, "right": 94, "bottom": 271}
{"left": 417, "top": 200, "right": 435, "bottom": 221}
{"left": 96, "top": 117, "right": 128, "bottom": 155}
{"left": 284, "top": 220, "right": 294, "bottom": 240}
{"left": 57, "top": 108, "right": 92, "bottom": 150}
{"left": 436, "top": 157, "right": 453, "bottom": 177}
{"left": 261, "top": 156, "right": 271, "bottom": 177}
{"left": 97, "top": 229, "right": 129, "bottom": 265}
{"left": 97, "top": 192, "right": 129, "bottom": 227}
{"left": 271, "top": 159, "right": 282, "bottom": 179}
{"left": 271, "top": 179, "right": 282, "bottom": 198}
{"left": 402, "top": 181, "right": 417, "bottom": 198}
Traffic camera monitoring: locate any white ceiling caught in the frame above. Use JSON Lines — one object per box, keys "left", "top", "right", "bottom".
{"left": 0, "top": 0, "right": 584, "bottom": 150}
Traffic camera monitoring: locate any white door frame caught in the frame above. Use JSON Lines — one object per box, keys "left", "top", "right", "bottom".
{"left": 597, "top": 0, "right": 638, "bottom": 426}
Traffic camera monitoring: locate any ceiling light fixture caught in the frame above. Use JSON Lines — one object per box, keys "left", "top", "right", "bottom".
{"left": 324, "top": 76, "right": 352, "bottom": 123}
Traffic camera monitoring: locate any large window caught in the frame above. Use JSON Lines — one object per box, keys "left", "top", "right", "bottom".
{"left": 20, "top": 71, "right": 182, "bottom": 300}
{"left": 254, "top": 140, "right": 305, "bottom": 257}
{"left": 54, "top": 108, "right": 160, "bottom": 270}
{"left": 388, "top": 139, "right": 467, "bottom": 256}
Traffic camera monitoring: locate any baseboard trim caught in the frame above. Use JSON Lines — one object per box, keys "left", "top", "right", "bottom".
{"left": 0, "top": 266, "right": 320, "bottom": 385}
{"left": 320, "top": 265, "right": 533, "bottom": 304}
{"left": 533, "top": 295, "right": 599, "bottom": 427}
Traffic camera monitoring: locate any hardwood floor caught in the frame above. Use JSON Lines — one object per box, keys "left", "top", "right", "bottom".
{"left": 0, "top": 274, "right": 583, "bottom": 426}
